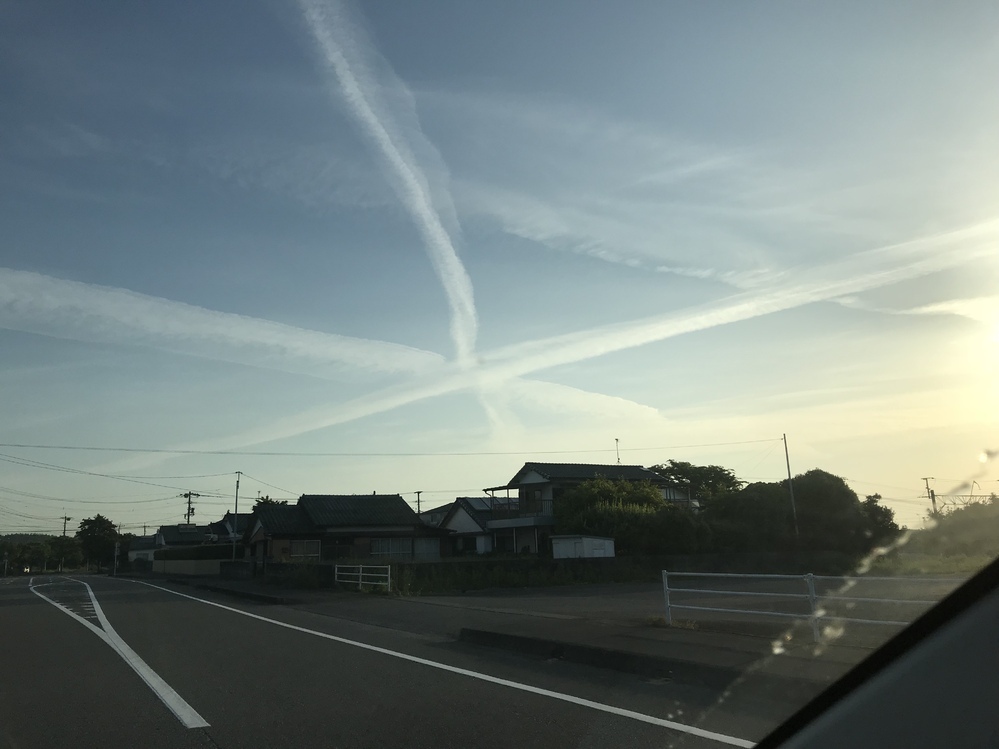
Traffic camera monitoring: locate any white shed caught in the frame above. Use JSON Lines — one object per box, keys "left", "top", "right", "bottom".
{"left": 550, "top": 535, "right": 615, "bottom": 559}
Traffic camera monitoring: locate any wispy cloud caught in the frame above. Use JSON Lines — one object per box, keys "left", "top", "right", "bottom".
{"left": 298, "top": 0, "right": 478, "bottom": 366}
{"left": 836, "top": 294, "right": 999, "bottom": 337}
{"left": 0, "top": 268, "right": 444, "bottom": 378}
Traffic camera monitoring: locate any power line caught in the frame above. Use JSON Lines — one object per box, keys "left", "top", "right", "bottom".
{"left": 0, "top": 453, "right": 222, "bottom": 493}
{"left": 0, "top": 438, "right": 781, "bottom": 458}
{"left": 239, "top": 473, "right": 299, "bottom": 497}
{"left": 0, "top": 505, "right": 64, "bottom": 522}
{"left": 0, "top": 490, "right": 184, "bottom": 507}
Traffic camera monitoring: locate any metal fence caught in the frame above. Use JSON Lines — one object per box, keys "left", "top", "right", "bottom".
{"left": 662, "top": 570, "right": 960, "bottom": 642}
{"left": 335, "top": 564, "right": 392, "bottom": 591}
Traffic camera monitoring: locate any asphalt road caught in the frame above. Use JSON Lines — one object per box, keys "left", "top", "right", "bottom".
{"left": 0, "top": 575, "right": 772, "bottom": 749}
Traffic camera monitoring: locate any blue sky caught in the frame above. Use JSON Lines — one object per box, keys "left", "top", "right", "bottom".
{"left": 1, "top": 0, "right": 997, "bottom": 533}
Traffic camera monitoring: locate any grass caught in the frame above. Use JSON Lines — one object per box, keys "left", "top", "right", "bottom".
{"left": 867, "top": 553, "right": 992, "bottom": 577}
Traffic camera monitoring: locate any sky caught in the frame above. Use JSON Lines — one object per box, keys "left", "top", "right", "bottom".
{"left": 1, "top": 0, "right": 997, "bottom": 535}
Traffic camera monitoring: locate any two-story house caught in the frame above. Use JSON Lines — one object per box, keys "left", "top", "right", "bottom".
{"left": 481, "top": 462, "right": 694, "bottom": 554}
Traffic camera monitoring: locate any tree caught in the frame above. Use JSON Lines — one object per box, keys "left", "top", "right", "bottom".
{"left": 705, "top": 481, "right": 795, "bottom": 552}
{"left": 861, "top": 494, "right": 901, "bottom": 546}
{"left": 51, "top": 536, "right": 83, "bottom": 570}
{"left": 555, "top": 478, "right": 708, "bottom": 555}
{"left": 704, "top": 470, "right": 894, "bottom": 557}
{"left": 555, "top": 478, "right": 666, "bottom": 529}
{"left": 793, "top": 469, "right": 869, "bottom": 553}
{"left": 253, "top": 495, "right": 288, "bottom": 508}
{"left": 647, "top": 460, "right": 743, "bottom": 504}
{"left": 76, "top": 515, "right": 118, "bottom": 568}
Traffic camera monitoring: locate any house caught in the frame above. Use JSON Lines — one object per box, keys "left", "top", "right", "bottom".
{"left": 418, "top": 503, "right": 452, "bottom": 527}
{"left": 154, "top": 523, "right": 215, "bottom": 547}
{"left": 438, "top": 496, "right": 522, "bottom": 555}
{"left": 208, "top": 511, "right": 252, "bottom": 543}
{"left": 481, "top": 462, "right": 697, "bottom": 554}
{"left": 127, "top": 535, "right": 158, "bottom": 562}
{"left": 245, "top": 494, "right": 450, "bottom": 564}
{"left": 486, "top": 462, "right": 690, "bottom": 505}
{"left": 299, "top": 494, "right": 446, "bottom": 561}
{"left": 245, "top": 503, "right": 321, "bottom": 564}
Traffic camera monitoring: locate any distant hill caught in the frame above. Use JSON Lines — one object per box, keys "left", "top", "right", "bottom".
{"left": 0, "top": 533, "right": 59, "bottom": 544}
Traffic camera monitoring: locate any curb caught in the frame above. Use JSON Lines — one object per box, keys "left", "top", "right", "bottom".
{"left": 458, "top": 628, "right": 823, "bottom": 690}
{"left": 166, "top": 577, "right": 288, "bottom": 605}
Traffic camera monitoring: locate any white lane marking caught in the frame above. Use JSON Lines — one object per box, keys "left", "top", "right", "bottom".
{"left": 30, "top": 579, "right": 209, "bottom": 729}
{"left": 130, "top": 580, "right": 754, "bottom": 748}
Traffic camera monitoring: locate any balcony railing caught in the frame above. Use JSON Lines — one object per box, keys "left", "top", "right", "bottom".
{"left": 486, "top": 498, "right": 553, "bottom": 519}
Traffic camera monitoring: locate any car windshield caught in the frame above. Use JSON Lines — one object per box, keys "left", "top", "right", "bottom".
{"left": 1, "top": 2, "right": 997, "bottom": 747}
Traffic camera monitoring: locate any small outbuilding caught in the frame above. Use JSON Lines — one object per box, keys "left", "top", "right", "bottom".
{"left": 550, "top": 535, "right": 615, "bottom": 559}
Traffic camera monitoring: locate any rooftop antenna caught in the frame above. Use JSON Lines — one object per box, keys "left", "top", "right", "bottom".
{"left": 615, "top": 438, "right": 620, "bottom": 465}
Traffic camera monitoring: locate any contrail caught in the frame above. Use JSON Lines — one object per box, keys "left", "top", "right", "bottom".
{"left": 0, "top": 268, "right": 443, "bottom": 377}
{"left": 158, "top": 218, "right": 999, "bottom": 451}
{"left": 298, "top": 0, "right": 478, "bottom": 367}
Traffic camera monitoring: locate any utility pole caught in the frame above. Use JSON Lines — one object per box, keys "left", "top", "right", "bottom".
{"left": 60, "top": 514, "right": 72, "bottom": 572}
{"left": 922, "top": 477, "right": 936, "bottom": 514}
{"left": 232, "top": 471, "right": 241, "bottom": 561}
{"left": 783, "top": 434, "right": 799, "bottom": 539}
{"left": 113, "top": 523, "right": 121, "bottom": 577}
{"left": 182, "top": 491, "right": 200, "bottom": 524}
{"left": 615, "top": 438, "right": 621, "bottom": 465}
{"left": 415, "top": 491, "right": 422, "bottom": 514}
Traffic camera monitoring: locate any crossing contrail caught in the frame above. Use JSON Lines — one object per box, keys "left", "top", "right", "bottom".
{"left": 298, "top": 0, "right": 478, "bottom": 367}
{"left": 156, "top": 218, "right": 999, "bottom": 451}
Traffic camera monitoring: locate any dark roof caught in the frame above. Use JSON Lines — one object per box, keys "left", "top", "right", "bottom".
{"left": 418, "top": 502, "right": 453, "bottom": 527}
{"left": 156, "top": 524, "right": 213, "bottom": 545}
{"left": 299, "top": 494, "right": 418, "bottom": 527}
{"left": 130, "top": 535, "right": 158, "bottom": 551}
{"left": 252, "top": 504, "right": 313, "bottom": 535}
{"left": 443, "top": 497, "right": 517, "bottom": 531}
{"left": 486, "top": 463, "right": 667, "bottom": 490}
{"left": 209, "top": 512, "right": 253, "bottom": 537}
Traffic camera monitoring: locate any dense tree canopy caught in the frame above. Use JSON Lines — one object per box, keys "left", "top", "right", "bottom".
{"left": 76, "top": 514, "right": 118, "bottom": 566}
{"left": 647, "top": 460, "right": 742, "bottom": 503}
{"left": 0, "top": 534, "right": 82, "bottom": 571}
{"left": 253, "top": 495, "right": 288, "bottom": 508}
{"left": 705, "top": 470, "right": 900, "bottom": 555}
{"left": 555, "top": 478, "right": 709, "bottom": 555}
{"left": 557, "top": 468, "right": 900, "bottom": 559}
{"left": 861, "top": 494, "right": 902, "bottom": 547}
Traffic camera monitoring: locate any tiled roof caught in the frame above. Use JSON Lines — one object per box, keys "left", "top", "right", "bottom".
{"left": 209, "top": 512, "right": 253, "bottom": 537}
{"left": 252, "top": 504, "right": 313, "bottom": 535}
{"left": 299, "top": 494, "right": 417, "bottom": 527}
{"left": 130, "top": 535, "right": 158, "bottom": 551}
{"left": 444, "top": 497, "right": 517, "bottom": 531}
{"left": 156, "top": 524, "right": 213, "bottom": 545}
{"left": 512, "top": 462, "right": 666, "bottom": 484}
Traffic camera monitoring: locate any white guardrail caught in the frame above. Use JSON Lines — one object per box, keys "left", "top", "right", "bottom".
{"left": 662, "top": 570, "right": 958, "bottom": 642}
{"left": 335, "top": 564, "right": 392, "bottom": 591}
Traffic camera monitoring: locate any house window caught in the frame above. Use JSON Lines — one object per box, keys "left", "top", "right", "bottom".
{"left": 289, "top": 540, "right": 321, "bottom": 562}
{"left": 414, "top": 537, "right": 440, "bottom": 560}
{"left": 370, "top": 537, "right": 413, "bottom": 558}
